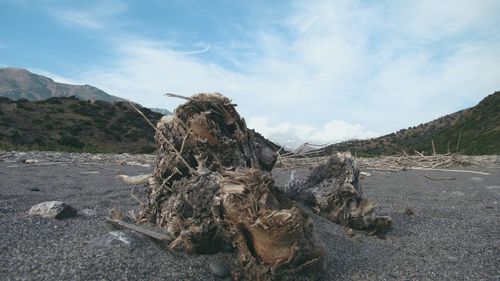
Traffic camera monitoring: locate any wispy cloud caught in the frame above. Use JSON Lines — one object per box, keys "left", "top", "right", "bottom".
{"left": 54, "top": 10, "right": 103, "bottom": 29}
{"left": 49, "top": 0, "right": 127, "bottom": 30}
{"left": 45, "top": 0, "right": 500, "bottom": 147}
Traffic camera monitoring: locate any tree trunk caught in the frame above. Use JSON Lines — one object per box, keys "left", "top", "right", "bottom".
{"left": 138, "top": 93, "right": 324, "bottom": 280}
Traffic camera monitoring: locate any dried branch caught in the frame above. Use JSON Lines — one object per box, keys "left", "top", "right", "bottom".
{"left": 127, "top": 101, "right": 196, "bottom": 174}
{"left": 130, "top": 186, "right": 144, "bottom": 207}
{"left": 165, "top": 93, "right": 195, "bottom": 101}
{"left": 106, "top": 218, "right": 173, "bottom": 241}
{"left": 423, "top": 174, "right": 456, "bottom": 181}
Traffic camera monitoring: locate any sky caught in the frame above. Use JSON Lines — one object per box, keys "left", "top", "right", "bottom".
{"left": 1, "top": 0, "right": 499, "bottom": 148}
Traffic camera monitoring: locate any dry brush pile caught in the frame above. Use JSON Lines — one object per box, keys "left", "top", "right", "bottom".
{"left": 132, "top": 93, "right": 391, "bottom": 281}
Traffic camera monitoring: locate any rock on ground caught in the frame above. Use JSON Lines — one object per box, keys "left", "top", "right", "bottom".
{"left": 28, "top": 201, "right": 77, "bottom": 219}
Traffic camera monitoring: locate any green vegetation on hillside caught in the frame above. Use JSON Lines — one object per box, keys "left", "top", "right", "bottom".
{"left": 317, "top": 91, "right": 500, "bottom": 156}
{"left": 0, "top": 96, "right": 163, "bottom": 153}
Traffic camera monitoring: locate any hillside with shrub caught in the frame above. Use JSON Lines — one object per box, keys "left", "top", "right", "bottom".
{"left": 0, "top": 96, "right": 163, "bottom": 153}
{"left": 315, "top": 91, "right": 499, "bottom": 156}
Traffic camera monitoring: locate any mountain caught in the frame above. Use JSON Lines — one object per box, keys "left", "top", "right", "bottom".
{"left": 313, "top": 91, "right": 500, "bottom": 156}
{"left": 0, "top": 67, "right": 173, "bottom": 116}
{"left": 0, "top": 96, "right": 163, "bottom": 153}
{"left": 0, "top": 67, "right": 123, "bottom": 103}
{"left": 148, "top": 107, "right": 172, "bottom": 116}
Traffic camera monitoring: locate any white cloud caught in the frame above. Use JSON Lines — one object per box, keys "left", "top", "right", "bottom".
{"left": 247, "top": 117, "right": 377, "bottom": 149}
{"left": 45, "top": 0, "right": 500, "bottom": 146}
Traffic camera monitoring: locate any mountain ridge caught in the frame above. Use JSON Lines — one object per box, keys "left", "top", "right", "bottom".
{"left": 0, "top": 67, "right": 172, "bottom": 115}
{"left": 0, "top": 67, "right": 123, "bottom": 103}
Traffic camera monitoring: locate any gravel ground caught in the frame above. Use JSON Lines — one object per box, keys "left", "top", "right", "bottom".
{"left": 1, "top": 157, "right": 499, "bottom": 281}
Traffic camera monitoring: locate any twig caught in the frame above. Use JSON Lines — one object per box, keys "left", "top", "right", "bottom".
{"left": 431, "top": 158, "right": 452, "bottom": 168}
{"left": 431, "top": 139, "right": 436, "bottom": 156}
{"left": 130, "top": 186, "right": 144, "bottom": 207}
{"left": 106, "top": 218, "right": 173, "bottom": 241}
{"left": 179, "top": 129, "right": 192, "bottom": 155}
{"left": 276, "top": 146, "right": 288, "bottom": 169}
{"left": 127, "top": 101, "right": 196, "bottom": 174}
{"left": 424, "top": 174, "right": 456, "bottom": 181}
{"left": 411, "top": 167, "right": 490, "bottom": 175}
{"left": 165, "top": 93, "right": 195, "bottom": 101}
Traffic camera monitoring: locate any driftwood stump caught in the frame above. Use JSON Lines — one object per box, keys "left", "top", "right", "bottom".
{"left": 285, "top": 153, "right": 393, "bottom": 237}
{"left": 139, "top": 93, "right": 324, "bottom": 280}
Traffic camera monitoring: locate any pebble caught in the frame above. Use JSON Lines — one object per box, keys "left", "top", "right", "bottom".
{"left": 451, "top": 191, "right": 465, "bottom": 196}
{"left": 208, "top": 261, "right": 230, "bottom": 278}
{"left": 80, "top": 209, "right": 98, "bottom": 217}
{"left": 29, "top": 187, "right": 41, "bottom": 192}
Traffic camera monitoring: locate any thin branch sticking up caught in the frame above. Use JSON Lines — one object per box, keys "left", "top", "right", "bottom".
{"left": 276, "top": 146, "right": 288, "bottom": 169}
{"left": 165, "top": 93, "right": 195, "bottom": 101}
{"left": 127, "top": 101, "right": 196, "bottom": 174}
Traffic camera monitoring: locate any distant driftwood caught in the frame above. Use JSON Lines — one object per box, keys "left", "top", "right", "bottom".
{"left": 277, "top": 154, "right": 494, "bottom": 175}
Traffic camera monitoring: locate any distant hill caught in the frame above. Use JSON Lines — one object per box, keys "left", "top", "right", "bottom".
{"left": 314, "top": 91, "right": 500, "bottom": 156}
{"left": 0, "top": 96, "right": 163, "bottom": 153}
{"left": 0, "top": 67, "right": 172, "bottom": 115}
{"left": 148, "top": 107, "right": 172, "bottom": 116}
{"left": 0, "top": 67, "right": 123, "bottom": 103}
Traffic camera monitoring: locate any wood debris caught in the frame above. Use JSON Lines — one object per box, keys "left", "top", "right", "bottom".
{"left": 284, "top": 152, "right": 392, "bottom": 238}
{"left": 277, "top": 154, "right": 496, "bottom": 173}
{"left": 136, "top": 93, "right": 324, "bottom": 281}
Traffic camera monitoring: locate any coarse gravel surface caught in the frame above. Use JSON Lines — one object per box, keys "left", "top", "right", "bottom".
{"left": 1, "top": 153, "right": 499, "bottom": 281}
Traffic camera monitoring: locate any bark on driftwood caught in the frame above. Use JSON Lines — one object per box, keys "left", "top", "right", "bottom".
{"left": 138, "top": 93, "right": 324, "bottom": 281}
{"left": 285, "top": 153, "right": 392, "bottom": 238}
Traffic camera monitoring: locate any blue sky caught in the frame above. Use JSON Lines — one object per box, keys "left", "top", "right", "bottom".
{"left": 1, "top": 0, "right": 499, "bottom": 148}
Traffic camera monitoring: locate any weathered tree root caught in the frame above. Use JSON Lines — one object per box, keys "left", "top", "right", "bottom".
{"left": 285, "top": 153, "right": 393, "bottom": 238}
{"left": 138, "top": 93, "right": 324, "bottom": 280}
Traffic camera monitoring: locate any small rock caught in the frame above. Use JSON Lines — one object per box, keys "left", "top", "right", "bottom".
{"left": 23, "top": 159, "right": 38, "bottom": 164}
{"left": 28, "top": 201, "right": 77, "bottom": 219}
{"left": 209, "top": 261, "right": 230, "bottom": 278}
{"left": 29, "top": 187, "right": 41, "bottom": 192}
{"left": 80, "top": 208, "right": 97, "bottom": 217}
{"left": 360, "top": 171, "right": 371, "bottom": 177}
{"left": 404, "top": 207, "right": 415, "bottom": 216}
{"left": 344, "top": 227, "right": 356, "bottom": 237}
{"left": 451, "top": 191, "right": 465, "bottom": 196}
